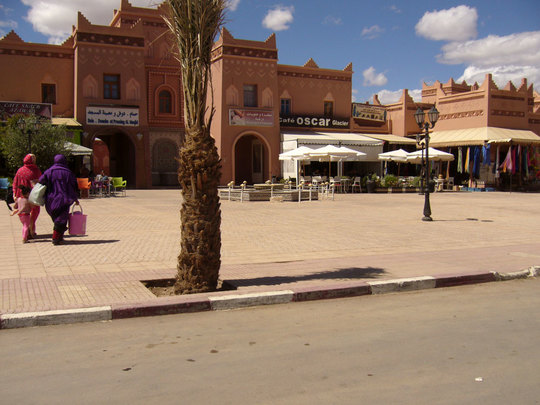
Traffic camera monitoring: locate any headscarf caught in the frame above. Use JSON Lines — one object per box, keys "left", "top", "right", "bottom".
{"left": 12, "top": 154, "right": 42, "bottom": 198}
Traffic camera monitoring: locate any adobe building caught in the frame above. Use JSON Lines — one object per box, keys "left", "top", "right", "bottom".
{"left": 382, "top": 75, "right": 540, "bottom": 187}
{"left": 1, "top": 0, "right": 539, "bottom": 189}
{"left": 0, "top": 0, "right": 182, "bottom": 188}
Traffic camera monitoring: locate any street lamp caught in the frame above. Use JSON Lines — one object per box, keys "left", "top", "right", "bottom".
{"left": 414, "top": 106, "right": 439, "bottom": 221}
{"left": 17, "top": 116, "right": 42, "bottom": 154}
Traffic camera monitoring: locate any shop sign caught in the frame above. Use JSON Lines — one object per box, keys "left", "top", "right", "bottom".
{"left": 352, "top": 103, "right": 387, "bottom": 122}
{"left": 86, "top": 106, "right": 139, "bottom": 126}
{"left": 229, "top": 109, "right": 274, "bottom": 127}
{"left": 279, "top": 115, "right": 349, "bottom": 129}
{"left": 0, "top": 101, "right": 52, "bottom": 121}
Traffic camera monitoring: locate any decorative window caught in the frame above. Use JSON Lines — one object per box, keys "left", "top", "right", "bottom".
{"left": 280, "top": 98, "right": 291, "bottom": 115}
{"left": 324, "top": 101, "right": 334, "bottom": 118}
{"left": 104, "top": 74, "right": 120, "bottom": 99}
{"left": 41, "top": 83, "right": 56, "bottom": 104}
{"left": 243, "top": 84, "right": 257, "bottom": 107}
{"left": 159, "top": 90, "right": 172, "bottom": 114}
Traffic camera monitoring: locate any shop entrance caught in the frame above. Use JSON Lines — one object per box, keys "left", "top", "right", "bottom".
{"left": 234, "top": 134, "right": 268, "bottom": 185}
{"left": 93, "top": 131, "right": 136, "bottom": 187}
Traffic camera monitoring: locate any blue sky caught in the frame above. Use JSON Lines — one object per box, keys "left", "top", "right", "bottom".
{"left": 1, "top": 0, "right": 539, "bottom": 104}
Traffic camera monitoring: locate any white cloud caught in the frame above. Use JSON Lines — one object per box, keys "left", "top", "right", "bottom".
{"left": 389, "top": 5, "right": 402, "bottom": 14}
{"left": 0, "top": 19, "right": 18, "bottom": 36}
{"left": 323, "top": 15, "right": 342, "bottom": 26}
{"left": 438, "top": 31, "right": 540, "bottom": 67}
{"left": 352, "top": 88, "right": 358, "bottom": 102}
{"left": 262, "top": 5, "right": 294, "bottom": 31}
{"left": 20, "top": 0, "right": 158, "bottom": 44}
{"left": 363, "top": 67, "right": 388, "bottom": 86}
{"left": 376, "top": 89, "right": 421, "bottom": 105}
{"left": 226, "top": 0, "right": 240, "bottom": 12}
{"left": 415, "top": 5, "right": 477, "bottom": 42}
{"left": 458, "top": 65, "right": 540, "bottom": 88}
{"left": 361, "top": 25, "right": 384, "bottom": 39}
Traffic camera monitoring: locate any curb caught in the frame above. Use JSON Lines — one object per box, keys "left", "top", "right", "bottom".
{"left": 1, "top": 267, "right": 539, "bottom": 330}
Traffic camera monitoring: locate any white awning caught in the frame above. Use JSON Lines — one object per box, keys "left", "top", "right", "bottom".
{"left": 65, "top": 142, "right": 92, "bottom": 156}
{"left": 281, "top": 131, "right": 383, "bottom": 161}
{"left": 429, "top": 127, "right": 540, "bottom": 147}
{"left": 364, "top": 133, "right": 417, "bottom": 145}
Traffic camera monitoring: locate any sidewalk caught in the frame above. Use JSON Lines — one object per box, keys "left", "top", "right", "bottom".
{"left": 1, "top": 190, "right": 539, "bottom": 328}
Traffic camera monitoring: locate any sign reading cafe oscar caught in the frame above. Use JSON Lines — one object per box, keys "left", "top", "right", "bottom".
{"left": 86, "top": 106, "right": 139, "bottom": 126}
{"left": 279, "top": 115, "right": 349, "bottom": 129}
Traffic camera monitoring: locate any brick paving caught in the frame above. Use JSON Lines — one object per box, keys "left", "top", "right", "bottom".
{"left": 1, "top": 189, "right": 539, "bottom": 315}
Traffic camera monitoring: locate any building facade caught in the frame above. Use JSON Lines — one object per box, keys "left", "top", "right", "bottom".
{"left": 1, "top": 1, "right": 539, "bottom": 188}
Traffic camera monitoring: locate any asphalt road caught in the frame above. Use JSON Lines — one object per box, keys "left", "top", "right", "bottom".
{"left": 1, "top": 278, "right": 539, "bottom": 404}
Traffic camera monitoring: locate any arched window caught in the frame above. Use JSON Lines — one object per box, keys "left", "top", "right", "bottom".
{"left": 159, "top": 90, "right": 172, "bottom": 113}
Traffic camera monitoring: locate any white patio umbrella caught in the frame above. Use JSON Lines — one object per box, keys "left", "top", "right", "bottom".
{"left": 307, "top": 145, "right": 366, "bottom": 177}
{"left": 279, "top": 146, "right": 314, "bottom": 184}
{"left": 378, "top": 148, "right": 409, "bottom": 176}
{"left": 377, "top": 148, "right": 409, "bottom": 162}
{"left": 406, "top": 147, "right": 454, "bottom": 164}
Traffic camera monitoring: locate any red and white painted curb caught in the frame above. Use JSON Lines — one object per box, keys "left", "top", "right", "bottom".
{"left": 1, "top": 267, "right": 538, "bottom": 329}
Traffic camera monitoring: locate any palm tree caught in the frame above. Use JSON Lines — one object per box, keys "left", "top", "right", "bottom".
{"left": 165, "top": 0, "right": 225, "bottom": 294}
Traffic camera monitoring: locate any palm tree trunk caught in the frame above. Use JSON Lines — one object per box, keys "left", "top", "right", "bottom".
{"left": 175, "top": 127, "right": 221, "bottom": 294}
{"left": 165, "top": 0, "right": 225, "bottom": 294}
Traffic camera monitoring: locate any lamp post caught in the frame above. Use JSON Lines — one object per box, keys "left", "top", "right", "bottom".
{"left": 17, "top": 116, "right": 42, "bottom": 154}
{"left": 414, "top": 106, "right": 439, "bottom": 221}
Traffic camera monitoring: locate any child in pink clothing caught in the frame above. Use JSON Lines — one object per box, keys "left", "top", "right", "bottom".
{"left": 11, "top": 185, "right": 33, "bottom": 243}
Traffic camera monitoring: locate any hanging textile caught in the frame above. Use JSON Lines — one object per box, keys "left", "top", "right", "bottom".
{"left": 501, "top": 146, "right": 512, "bottom": 173}
{"left": 524, "top": 147, "right": 529, "bottom": 178}
{"left": 511, "top": 146, "right": 517, "bottom": 175}
{"left": 495, "top": 145, "right": 500, "bottom": 173}
{"left": 482, "top": 143, "right": 491, "bottom": 166}
{"left": 473, "top": 146, "right": 481, "bottom": 177}
{"left": 464, "top": 147, "right": 470, "bottom": 173}
{"left": 457, "top": 147, "right": 463, "bottom": 173}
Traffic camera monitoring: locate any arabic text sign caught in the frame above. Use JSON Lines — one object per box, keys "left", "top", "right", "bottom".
{"left": 86, "top": 106, "right": 139, "bottom": 126}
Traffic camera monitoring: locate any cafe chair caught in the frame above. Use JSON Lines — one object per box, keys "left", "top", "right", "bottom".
{"left": 111, "top": 177, "right": 127, "bottom": 196}
{"left": 77, "top": 178, "right": 91, "bottom": 198}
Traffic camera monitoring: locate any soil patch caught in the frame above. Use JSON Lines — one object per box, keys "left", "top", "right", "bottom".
{"left": 142, "top": 278, "right": 236, "bottom": 297}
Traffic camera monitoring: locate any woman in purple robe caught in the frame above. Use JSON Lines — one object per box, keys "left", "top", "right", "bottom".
{"left": 39, "top": 154, "right": 79, "bottom": 245}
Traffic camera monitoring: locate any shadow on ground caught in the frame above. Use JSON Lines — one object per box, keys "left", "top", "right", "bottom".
{"left": 226, "top": 266, "right": 386, "bottom": 287}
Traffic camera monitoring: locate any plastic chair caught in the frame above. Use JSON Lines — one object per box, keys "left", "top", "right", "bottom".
{"left": 111, "top": 177, "right": 127, "bottom": 196}
{"left": 351, "top": 177, "right": 362, "bottom": 193}
{"left": 77, "top": 178, "right": 91, "bottom": 198}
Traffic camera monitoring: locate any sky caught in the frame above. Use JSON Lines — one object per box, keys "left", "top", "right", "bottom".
{"left": 1, "top": 0, "right": 539, "bottom": 104}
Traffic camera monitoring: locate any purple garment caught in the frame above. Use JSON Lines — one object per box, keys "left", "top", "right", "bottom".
{"left": 38, "top": 155, "right": 78, "bottom": 224}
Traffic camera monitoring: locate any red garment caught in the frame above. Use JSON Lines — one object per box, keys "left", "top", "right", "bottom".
{"left": 12, "top": 154, "right": 42, "bottom": 198}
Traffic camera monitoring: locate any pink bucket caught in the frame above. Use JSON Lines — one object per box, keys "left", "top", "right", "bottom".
{"left": 68, "top": 204, "right": 87, "bottom": 236}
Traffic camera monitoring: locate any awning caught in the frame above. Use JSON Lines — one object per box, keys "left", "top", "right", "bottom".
{"left": 65, "top": 141, "right": 92, "bottom": 156}
{"left": 52, "top": 117, "right": 83, "bottom": 127}
{"left": 429, "top": 127, "right": 540, "bottom": 147}
{"left": 282, "top": 131, "right": 383, "bottom": 146}
{"left": 364, "top": 133, "right": 417, "bottom": 145}
{"left": 282, "top": 131, "right": 383, "bottom": 161}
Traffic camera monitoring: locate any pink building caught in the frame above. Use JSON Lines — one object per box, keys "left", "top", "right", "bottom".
{"left": 1, "top": 1, "right": 539, "bottom": 189}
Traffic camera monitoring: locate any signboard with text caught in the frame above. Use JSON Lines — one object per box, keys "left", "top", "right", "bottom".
{"left": 0, "top": 101, "right": 52, "bottom": 121}
{"left": 229, "top": 109, "right": 274, "bottom": 127}
{"left": 352, "top": 103, "right": 387, "bottom": 122}
{"left": 279, "top": 115, "right": 349, "bottom": 129}
{"left": 86, "top": 106, "right": 139, "bottom": 126}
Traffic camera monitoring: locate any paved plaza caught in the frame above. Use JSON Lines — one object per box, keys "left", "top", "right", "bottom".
{"left": 1, "top": 189, "right": 539, "bottom": 325}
